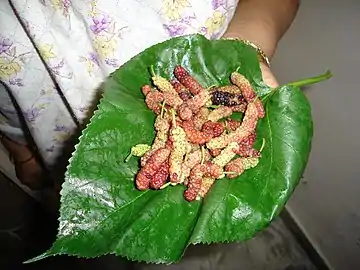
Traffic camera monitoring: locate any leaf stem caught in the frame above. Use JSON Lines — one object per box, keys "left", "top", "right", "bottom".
{"left": 171, "top": 109, "right": 176, "bottom": 128}
{"left": 201, "top": 146, "right": 205, "bottom": 165}
{"left": 261, "top": 70, "right": 333, "bottom": 102}
{"left": 225, "top": 120, "right": 231, "bottom": 134}
{"left": 223, "top": 171, "right": 237, "bottom": 175}
{"left": 207, "top": 105, "right": 221, "bottom": 109}
{"left": 160, "top": 99, "right": 166, "bottom": 118}
{"left": 259, "top": 138, "right": 266, "bottom": 153}
{"left": 124, "top": 152, "right": 133, "bottom": 163}
{"left": 206, "top": 84, "right": 217, "bottom": 90}
{"left": 287, "top": 70, "right": 332, "bottom": 88}
{"left": 160, "top": 182, "right": 171, "bottom": 189}
{"left": 149, "top": 65, "right": 156, "bottom": 77}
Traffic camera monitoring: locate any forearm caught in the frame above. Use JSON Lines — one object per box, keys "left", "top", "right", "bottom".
{"left": 223, "top": 0, "right": 300, "bottom": 59}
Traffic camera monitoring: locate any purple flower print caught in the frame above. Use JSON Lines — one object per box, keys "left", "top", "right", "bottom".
{"left": 211, "top": 33, "right": 221, "bottom": 40}
{"left": 77, "top": 107, "right": 87, "bottom": 113}
{"left": 212, "top": 0, "right": 226, "bottom": 9}
{"left": 0, "top": 38, "right": 12, "bottom": 54}
{"left": 46, "top": 145, "right": 55, "bottom": 152}
{"left": 24, "top": 106, "right": 45, "bottom": 122}
{"left": 90, "top": 15, "right": 111, "bottom": 34}
{"left": 200, "top": 27, "right": 208, "bottom": 35}
{"left": 105, "top": 58, "right": 118, "bottom": 68}
{"left": 179, "top": 15, "right": 196, "bottom": 25}
{"left": 89, "top": 52, "right": 100, "bottom": 66}
{"left": 9, "top": 78, "right": 24, "bottom": 87}
{"left": 54, "top": 124, "right": 71, "bottom": 132}
{"left": 50, "top": 60, "right": 66, "bottom": 76}
{"left": 163, "top": 24, "right": 186, "bottom": 37}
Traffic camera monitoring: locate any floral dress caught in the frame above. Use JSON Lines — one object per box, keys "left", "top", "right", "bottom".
{"left": 0, "top": 0, "right": 238, "bottom": 167}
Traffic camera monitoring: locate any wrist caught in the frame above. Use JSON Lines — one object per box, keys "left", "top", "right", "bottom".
{"left": 223, "top": 19, "right": 278, "bottom": 60}
{"left": 223, "top": 0, "right": 300, "bottom": 60}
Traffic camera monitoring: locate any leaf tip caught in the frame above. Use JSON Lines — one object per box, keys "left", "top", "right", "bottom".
{"left": 324, "top": 69, "right": 333, "bottom": 79}
{"left": 23, "top": 252, "right": 52, "bottom": 264}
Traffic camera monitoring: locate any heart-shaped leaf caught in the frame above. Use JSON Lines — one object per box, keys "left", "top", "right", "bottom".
{"left": 27, "top": 34, "right": 330, "bottom": 264}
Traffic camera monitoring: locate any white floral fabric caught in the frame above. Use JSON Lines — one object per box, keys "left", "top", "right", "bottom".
{"left": 0, "top": 0, "right": 238, "bottom": 166}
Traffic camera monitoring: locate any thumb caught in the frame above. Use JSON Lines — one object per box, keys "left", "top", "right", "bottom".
{"left": 260, "top": 62, "right": 279, "bottom": 88}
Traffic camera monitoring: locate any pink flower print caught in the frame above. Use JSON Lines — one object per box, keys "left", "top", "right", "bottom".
{"left": 62, "top": 0, "right": 71, "bottom": 9}
{"left": 60, "top": 0, "right": 71, "bottom": 16}
{"left": 0, "top": 38, "right": 12, "bottom": 54}
{"left": 212, "top": 0, "right": 226, "bottom": 9}
{"left": 163, "top": 24, "right": 186, "bottom": 37}
{"left": 90, "top": 15, "right": 111, "bottom": 34}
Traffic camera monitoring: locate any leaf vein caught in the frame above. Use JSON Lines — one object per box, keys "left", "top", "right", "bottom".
{"left": 272, "top": 133, "right": 304, "bottom": 165}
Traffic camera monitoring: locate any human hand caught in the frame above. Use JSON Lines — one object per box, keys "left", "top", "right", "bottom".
{"left": 260, "top": 62, "right": 279, "bottom": 88}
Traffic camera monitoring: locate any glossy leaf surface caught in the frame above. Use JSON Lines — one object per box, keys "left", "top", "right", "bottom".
{"left": 31, "top": 35, "right": 314, "bottom": 264}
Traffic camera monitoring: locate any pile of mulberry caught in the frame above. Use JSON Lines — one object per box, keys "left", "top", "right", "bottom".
{"left": 129, "top": 66, "right": 265, "bottom": 202}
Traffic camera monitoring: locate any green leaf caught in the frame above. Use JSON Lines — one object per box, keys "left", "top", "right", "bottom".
{"left": 26, "top": 34, "right": 326, "bottom": 264}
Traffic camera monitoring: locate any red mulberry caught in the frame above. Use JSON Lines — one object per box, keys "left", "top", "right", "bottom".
{"left": 180, "top": 149, "right": 210, "bottom": 184}
{"left": 142, "top": 85, "right": 152, "bottom": 96}
{"left": 182, "top": 120, "right": 213, "bottom": 145}
{"left": 207, "top": 106, "right": 232, "bottom": 122}
{"left": 230, "top": 72, "right": 265, "bottom": 118}
{"left": 171, "top": 80, "right": 192, "bottom": 101}
{"left": 241, "top": 102, "right": 259, "bottom": 131}
{"left": 141, "top": 115, "right": 170, "bottom": 166}
{"left": 226, "top": 119, "right": 241, "bottom": 131}
{"left": 209, "top": 148, "right": 221, "bottom": 157}
{"left": 193, "top": 107, "right": 210, "bottom": 130}
{"left": 198, "top": 177, "right": 216, "bottom": 198}
{"left": 212, "top": 142, "right": 238, "bottom": 167}
{"left": 143, "top": 86, "right": 164, "bottom": 114}
{"left": 136, "top": 147, "right": 171, "bottom": 190}
{"left": 178, "top": 104, "right": 193, "bottom": 121}
{"left": 225, "top": 157, "right": 259, "bottom": 178}
{"left": 186, "top": 90, "right": 211, "bottom": 114}
{"left": 174, "top": 66, "right": 204, "bottom": 95}
{"left": 205, "top": 161, "right": 223, "bottom": 178}
{"left": 184, "top": 164, "right": 205, "bottom": 201}
{"left": 202, "top": 121, "right": 225, "bottom": 138}
{"left": 163, "top": 92, "right": 183, "bottom": 109}
{"left": 150, "top": 162, "right": 169, "bottom": 189}
{"left": 233, "top": 133, "right": 261, "bottom": 158}
{"left": 230, "top": 104, "right": 247, "bottom": 113}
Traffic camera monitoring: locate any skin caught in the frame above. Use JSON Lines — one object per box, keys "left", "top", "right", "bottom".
{"left": 0, "top": 0, "right": 300, "bottom": 190}
{"left": 223, "top": 0, "right": 300, "bottom": 87}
